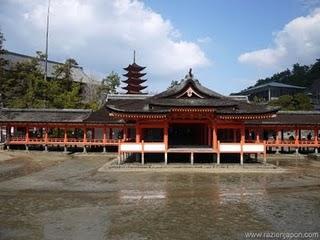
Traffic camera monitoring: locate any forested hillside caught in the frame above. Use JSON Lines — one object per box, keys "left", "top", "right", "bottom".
{"left": 248, "top": 60, "right": 320, "bottom": 90}
{"left": 0, "top": 30, "right": 120, "bottom": 109}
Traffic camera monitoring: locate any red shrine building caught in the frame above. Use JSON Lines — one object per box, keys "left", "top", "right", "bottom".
{"left": 1, "top": 60, "right": 320, "bottom": 165}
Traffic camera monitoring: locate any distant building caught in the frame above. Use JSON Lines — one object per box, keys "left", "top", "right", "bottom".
{"left": 0, "top": 51, "right": 100, "bottom": 104}
{"left": 0, "top": 50, "right": 97, "bottom": 85}
{"left": 310, "top": 79, "right": 320, "bottom": 110}
{"left": 234, "top": 82, "right": 305, "bottom": 102}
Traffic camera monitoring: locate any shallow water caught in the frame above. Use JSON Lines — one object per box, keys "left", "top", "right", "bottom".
{"left": 0, "top": 156, "right": 319, "bottom": 240}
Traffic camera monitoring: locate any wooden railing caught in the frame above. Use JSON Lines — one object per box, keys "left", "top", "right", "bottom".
{"left": 7, "top": 137, "right": 121, "bottom": 145}
{"left": 266, "top": 140, "right": 318, "bottom": 146}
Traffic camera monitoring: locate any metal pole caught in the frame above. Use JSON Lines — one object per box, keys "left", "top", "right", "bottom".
{"left": 44, "top": 0, "right": 51, "bottom": 82}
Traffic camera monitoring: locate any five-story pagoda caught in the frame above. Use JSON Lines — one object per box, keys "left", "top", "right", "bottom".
{"left": 122, "top": 51, "right": 147, "bottom": 94}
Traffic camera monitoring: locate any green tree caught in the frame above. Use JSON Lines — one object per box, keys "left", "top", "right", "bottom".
{"left": 269, "top": 93, "right": 313, "bottom": 111}
{"left": 252, "top": 96, "right": 266, "bottom": 104}
{"left": 99, "top": 71, "right": 120, "bottom": 94}
{"left": 53, "top": 58, "right": 79, "bottom": 91}
{"left": 0, "top": 30, "right": 8, "bottom": 106}
{"left": 5, "top": 54, "right": 49, "bottom": 108}
{"left": 82, "top": 72, "right": 121, "bottom": 110}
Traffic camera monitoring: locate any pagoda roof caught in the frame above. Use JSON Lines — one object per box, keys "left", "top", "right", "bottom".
{"left": 106, "top": 71, "right": 278, "bottom": 117}
{"left": 123, "top": 63, "right": 146, "bottom": 71}
{"left": 122, "top": 85, "right": 147, "bottom": 91}
{"left": 123, "top": 72, "right": 146, "bottom": 77}
{"left": 122, "top": 79, "right": 147, "bottom": 84}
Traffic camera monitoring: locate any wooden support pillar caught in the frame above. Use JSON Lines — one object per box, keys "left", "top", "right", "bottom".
{"left": 217, "top": 153, "right": 220, "bottom": 165}
{"left": 256, "top": 129, "right": 260, "bottom": 143}
{"left": 109, "top": 128, "right": 113, "bottom": 140}
{"left": 103, "top": 127, "right": 107, "bottom": 144}
{"left": 63, "top": 128, "right": 67, "bottom": 153}
{"left": 240, "top": 141, "right": 244, "bottom": 165}
{"left": 25, "top": 125, "right": 29, "bottom": 151}
{"left": 64, "top": 128, "right": 67, "bottom": 144}
{"left": 233, "top": 129, "right": 237, "bottom": 142}
{"left": 83, "top": 128, "right": 87, "bottom": 143}
{"left": 83, "top": 128, "right": 87, "bottom": 153}
{"left": 208, "top": 126, "right": 212, "bottom": 146}
{"left": 103, "top": 128, "right": 107, "bottom": 152}
{"left": 141, "top": 140, "right": 145, "bottom": 165}
{"left": 25, "top": 126, "right": 29, "bottom": 144}
{"left": 240, "top": 127, "right": 245, "bottom": 165}
{"left": 314, "top": 127, "right": 318, "bottom": 154}
{"left": 240, "top": 126, "right": 245, "bottom": 143}
{"left": 263, "top": 141, "right": 267, "bottom": 164}
{"left": 164, "top": 123, "right": 168, "bottom": 150}
{"left": 217, "top": 140, "right": 220, "bottom": 165}
{"left": 275, "top": 129, "right": 280, "bottom": 154}
{"left": 123, "top": 127, "right": 127, "bottom": 141}
{"left": 281, "top": 129, "right": 284, "bottom": 152}
{"left": 295, "top": 128, "right": 299, "bottom": 144}
{"left": 212, "top": 126, "right": 217, "bottom": 150}
{"left": 136, "top": 125, "right": 141, "bottom": 143}
{"left": 44, "top": 127, "right": 48, "bottom": 145}
{"left": 190, "top": 152, "right": 194, "bottom": 165}
{"left": 117, "top": 145, "right": 121, "bottom": 165}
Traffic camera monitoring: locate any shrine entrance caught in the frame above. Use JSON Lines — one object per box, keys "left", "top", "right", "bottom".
{"left": 168, "top": 123, "right": 208, "bottom": 147}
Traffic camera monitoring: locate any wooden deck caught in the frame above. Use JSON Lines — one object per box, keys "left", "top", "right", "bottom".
{"left": 168, "top": 145, "right": 215, "bottom": 153}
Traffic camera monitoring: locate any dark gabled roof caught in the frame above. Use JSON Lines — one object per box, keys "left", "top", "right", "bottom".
{"left": 246, "top": 111, "right": 320, "bottom": 125}
{"left": 0, "top": 108, "right": 91, "bottom": 123}
{"left": 105, "top": 73, "right": 278, "bottom": 115}
{"left": 83, "top": 106, "right": 125, "bottom": 123}
{"left": 106, "top": 99, "right": 169, "bottom": 113}
{"left": 149, "top": 98, "right": 237, "bottom": 108}
{"left": 239, "top": 82, "right": 305, "bottom": 95}
{"left": 152, "top": 77, "right": 224, "bottom": 99}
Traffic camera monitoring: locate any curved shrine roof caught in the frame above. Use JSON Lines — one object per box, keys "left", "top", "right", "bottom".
{"left": 106, "top": 73, "right": 278, "bottom": 116}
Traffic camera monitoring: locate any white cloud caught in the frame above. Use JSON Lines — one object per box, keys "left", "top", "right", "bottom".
{"left": 1, "top": 0, "right": 210, "bottom": 79}
{"left": 238, "top": 8, "right": 320, "bottom": 68}
{"left": 197, "top": 36, "right": 212, "bottom": 44}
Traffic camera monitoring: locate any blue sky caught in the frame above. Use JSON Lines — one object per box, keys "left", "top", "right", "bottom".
{"left": 1, "top": 0, "right": 320, "bottom": 94}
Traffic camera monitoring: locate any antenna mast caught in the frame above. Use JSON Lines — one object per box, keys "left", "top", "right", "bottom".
{"left": 44, "top": 0, "right": 51, "bottom": 81}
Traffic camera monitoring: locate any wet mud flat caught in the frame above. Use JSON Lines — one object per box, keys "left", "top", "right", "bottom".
{"left": 0, "top": 151, "right": 319, "bottom": 240}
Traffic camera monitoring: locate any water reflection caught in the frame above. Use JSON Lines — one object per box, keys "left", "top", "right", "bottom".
{"left": 0, "top": 157, "right": 319, "bottom": 239}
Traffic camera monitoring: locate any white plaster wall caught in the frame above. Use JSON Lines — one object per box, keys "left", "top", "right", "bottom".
{"left": 120, "top": 143, "right": 142, "bottom": 152}
{"left": 243, "top": 144, "right": 264, "bottom": 153}
{"left": 144, "top": 143, "right": 165, "bottom": 152}
{"left": 219, "top": 144, "right": 241, "bottom": 152}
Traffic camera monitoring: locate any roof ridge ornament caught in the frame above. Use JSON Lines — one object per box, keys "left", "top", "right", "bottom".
{"left": 184, "top": 68, "right": 194, "bottom": 79}
{"left": 133, "top": 50, "right": 136, "bottom": 63}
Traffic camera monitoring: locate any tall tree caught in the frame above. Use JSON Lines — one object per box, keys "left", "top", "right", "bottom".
{"left": 99, "top": 71, "right": 120, "bottom": 95}
{"left": 54, "top": 58, "right": 79, "bottom": 91}
{"left": 269, "top": 93, "right": 313, "bottom": 111}
{"left": 52, "top": 58, "right": 82, "bottom": 108}
{"left": 5, "top": 55, "right": 48, "bottom": 108}
{"left": 0, "top": 30, "right": 8, "bottom": 106}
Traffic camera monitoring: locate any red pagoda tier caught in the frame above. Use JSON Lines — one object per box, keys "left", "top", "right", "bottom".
{"left": 122, "top": 54, "right": 147, "bottom": 94}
